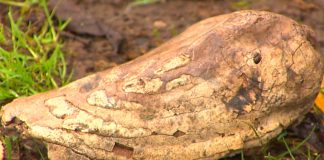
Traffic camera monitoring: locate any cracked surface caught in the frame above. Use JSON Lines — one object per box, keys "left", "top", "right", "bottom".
{"left": 0, "top": 10, "right": 323, "bottom": 159}
{"left": 122, "top": 77, "right": 163, "bottom": 94}
{"left": 155, "top": 54, "right": 191, "bottom": 75}
{"left": 87, "top": 90, "right": 116, "bottom": 108}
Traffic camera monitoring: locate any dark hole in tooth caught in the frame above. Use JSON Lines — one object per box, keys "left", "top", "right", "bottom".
{"left": 173, "top": 130, "right": 186, "bottom": 137}
{"left": 112, "top": 142, "right": 134, "bottom": 158}
{"left": 220, "top": 133, "right": 225, "bottom": 137}
{"left": 253, "top": 52, "right": 262, "bottom": 64}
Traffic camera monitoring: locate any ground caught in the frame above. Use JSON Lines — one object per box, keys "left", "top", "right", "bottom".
{"left": 61, "top": 0, "right": 324, "bottom": 80}
{"left": 0, "top": 0, "right": 324, "bottom": 159}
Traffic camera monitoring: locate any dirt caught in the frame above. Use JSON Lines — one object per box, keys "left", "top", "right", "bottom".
{"left": 0, "top": 0, "right": 324, "bottom": 159}
{"left": 59, "top": 0, "right": 324, "bottom": 80}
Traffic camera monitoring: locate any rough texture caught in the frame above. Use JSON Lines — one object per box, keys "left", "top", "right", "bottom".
{"left": 0, "top": 10, "right": 322, "bottom": 159}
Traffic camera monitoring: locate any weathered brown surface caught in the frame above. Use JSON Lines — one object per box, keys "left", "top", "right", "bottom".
{"left": 0, "top": 10, "right": 322, "bottom": 159}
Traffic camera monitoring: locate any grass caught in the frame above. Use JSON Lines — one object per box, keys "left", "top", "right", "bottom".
{"left": 253, "top": 128, "right": 320, "bottom": 160}
{"left": 231, "top": 0, "right": 252, "bottom": 9}
{"left": 221, "top": 122, "right": 321, "bottom": 160}
{"left": 0, "top": 0, "right": 71, "bottom": 104}
{"left": 264, "top": 127, "right": 321, "bottom": 160}
{"left": 129, "top": 0, "right": 161, "bottom": 6}
{"left": 0, "top": 0, "right": 37, "bottom": 8}
{"left": 2, "top": 135, "right": 17, "bottom": 160}
{"left": 0, "top": 0, "right": 70, "bottom": 159}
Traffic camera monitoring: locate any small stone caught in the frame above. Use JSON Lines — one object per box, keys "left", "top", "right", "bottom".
{"left": 153, "top": 20, "right": 167, "bottom": 29}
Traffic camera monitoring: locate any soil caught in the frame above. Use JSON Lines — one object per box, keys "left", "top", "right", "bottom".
{"left": 1, "top": 0, "right": 324, "bottom": 159}
{"left": 60, "top": 0, "right": 324, "bottom": 80}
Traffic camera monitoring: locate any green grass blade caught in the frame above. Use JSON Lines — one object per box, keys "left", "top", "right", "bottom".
{"left": 4, "top": 136, "right": 12, "bottom": 160}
